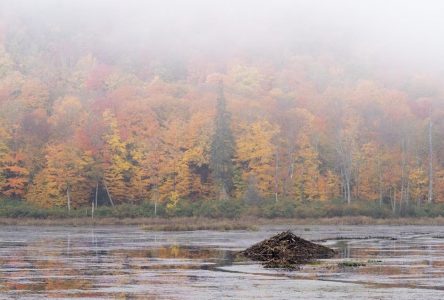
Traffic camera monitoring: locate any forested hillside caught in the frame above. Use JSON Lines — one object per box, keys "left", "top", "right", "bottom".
{"left": 1, "top": 1, "right": 444, "bottom": 216}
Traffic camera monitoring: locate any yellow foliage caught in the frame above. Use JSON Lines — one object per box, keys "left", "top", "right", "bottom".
{"left": 236, "top": 120, "right": 279, "bottom": 197}
{"left": 435, "top": 170, "right": 444, "bottom": 203}
{"left": 102, "top": 110, "right": 133, "bottom": 203}
{"left": 19, "top": 79, "right": 49, "bottom": 111}
{"left": 227, "top": 65, "right": 265, "bottom": 96}
{"left": 409, "top": 167, "right": 428, "bottom": 204}
{"left": 324, "top": 170, "right": 340, "bottom": 200}
{"left": 26, "top": 144, "right": 93, "bottom": 208}
{"left": 358, "top": 142, "right": 381, "bottom": 201}
{"left": 293, "top": 134, "right": 321, "bottom": 201}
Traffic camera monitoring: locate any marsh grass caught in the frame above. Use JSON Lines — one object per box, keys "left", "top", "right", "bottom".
{"left": 1, "top": 215, "right": 444, "bottom": 227}
{"left": 140, "top": 219, "right": 258, "bottom": 231}
{"left": 2, "top": 197, "right": 444, "bottom": 226}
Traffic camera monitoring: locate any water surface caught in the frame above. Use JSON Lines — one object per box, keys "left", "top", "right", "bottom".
{"left": 1, "top": 225, "right": 444, "bottom": 299}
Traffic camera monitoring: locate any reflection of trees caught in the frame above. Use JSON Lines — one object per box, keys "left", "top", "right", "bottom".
{"left": 0, "top": 249, "right": 92, "bottom": 296}
{"left": 0, "top": 235, "right": 234, "bottom": 298}
{"left": 326, "top": 239, "right": 444, "bottom": 284}
{"left": 110, "top": 245, "right": 230, "bottom": 265}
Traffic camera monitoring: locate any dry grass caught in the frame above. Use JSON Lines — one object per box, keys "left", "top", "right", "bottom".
{"left": 0, "top": 217, "right": 258, "bottom": 230}
{"left": 140, "top": 219, "right": 258, "bottom": 231}
{"left": 264, "top": 216, "right": 444, "bottom": 225}
{"left": 0, "top": 216, "right": 444, "bottom": 228}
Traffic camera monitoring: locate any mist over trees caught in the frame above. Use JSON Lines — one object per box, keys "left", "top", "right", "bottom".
{"left": 0, "top": 0, "right": 444, "bottom": 213}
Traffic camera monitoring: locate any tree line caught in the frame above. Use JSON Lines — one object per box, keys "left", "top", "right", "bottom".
{"left": 0, "top": 17, "right": 444, "bottom": 214}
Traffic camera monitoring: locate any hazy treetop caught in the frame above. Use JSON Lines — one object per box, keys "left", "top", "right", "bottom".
{"left": 1, "top": 0, "right": 444, "bottom": 74}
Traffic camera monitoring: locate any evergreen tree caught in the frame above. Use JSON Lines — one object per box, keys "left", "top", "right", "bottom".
{"left": 210, "top": 83, "right": 235, "bottom": 199}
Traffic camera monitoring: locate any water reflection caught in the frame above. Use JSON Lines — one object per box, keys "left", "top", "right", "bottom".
{"left": 1, "top": 226, "right": 444, "bottom": 299}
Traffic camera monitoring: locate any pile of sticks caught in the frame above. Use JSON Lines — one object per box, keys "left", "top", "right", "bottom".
{"left": 240, "top": 231, "right": 335, "bottom": 268}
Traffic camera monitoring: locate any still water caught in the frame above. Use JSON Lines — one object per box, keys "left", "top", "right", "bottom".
{"left": 0, "top": 225, "right": 444, "bottom": 299}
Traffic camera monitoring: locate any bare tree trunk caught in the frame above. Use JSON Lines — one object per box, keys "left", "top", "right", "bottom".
{"left": 219, "top": 185, "right": 228, "bottom": 200}
{"left": 377, "top": 155, "right": 383, "bottom": 207}
{"left": 346, "top": 175, "right": 351, "bottom": 205}
{"left": 391, "top": 187, "right": 397, "bottom": 214}
{"left": 405, "top": 135, "right": 411, "bottom": 208}
{"left": 394, "top": 187, "right": 397, "bottom": 214}
{"left": 406, "top": 180, "right": 410, "bottom": 207}
{"left": 428, "top": 107, "right": 433, "bottom": 204}
{"left": 379, "top": 185, "right": 383, "bottom": 207}
{"left": 341, "top": 163, "right": 351, "bottom": 205}
{"left": 398, "top": 184, "right": 402, "bottom": 213}
{"left": 289, "top": 152, "right": 295, "bottom": 180}
{"left": 66, "top": 185, "right": 71, "bottom": 211}
{"left": 355, "top": 163, "right": 360, "bottom": 200}
{"left": 154, "top": 197, "right": 157, "bottom": 217}
{"left": 274, "top": 150, "right": 279, "bottom": 202}
{"left": 340, "top": 167, "right": 346, "bottom": 201}
{"left": 173, "top": 130, "right": 178, "bottom": 194}
{"left": 103, "top": 181, "right": 115, "bottom": 207}
{"left": 282, "top": 145, "right": 293, "bottom": 197}
{"left": 336, "top": 133, "right": 353, "bottom": 205}
{"left": 95, "top": 181, "right": 99, "bottom": 208}
{"left": 154, "top": 174, "right": 159, "bottom": 217}
{"left": 345, "top": 149, "right": 353, "bottom": 205}
{"left": 400, "top": 140, "right": 406, "bottom": 209}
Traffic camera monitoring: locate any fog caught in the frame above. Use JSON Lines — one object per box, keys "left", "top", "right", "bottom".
{"left": 3, "top": 3, "right": 444, "bottom": 297}
{"left": 2, "top": 0, "right": 444, "bottom": 74}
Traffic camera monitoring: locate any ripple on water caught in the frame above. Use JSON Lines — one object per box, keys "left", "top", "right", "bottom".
{"left": 1, "top": 225, "right": 444, "bottom": 299}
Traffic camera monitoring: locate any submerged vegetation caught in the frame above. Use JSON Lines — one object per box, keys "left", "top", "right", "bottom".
{"left": 338, "top": 261, "right": 367, "bottom": 268}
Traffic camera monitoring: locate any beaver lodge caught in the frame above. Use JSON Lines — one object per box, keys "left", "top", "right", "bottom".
{"left": 240, "top": 231, "right": 335, "bottom": 269}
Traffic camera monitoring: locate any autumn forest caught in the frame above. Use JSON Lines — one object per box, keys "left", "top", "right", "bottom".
{"left": 1, "top": 1, "right": 444, "bottom": 218}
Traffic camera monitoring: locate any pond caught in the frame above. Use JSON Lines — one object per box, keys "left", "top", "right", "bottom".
{"left": 0, "top": 225, "right": 444, "bottom": 299}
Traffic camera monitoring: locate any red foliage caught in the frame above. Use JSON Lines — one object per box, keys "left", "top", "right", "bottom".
{"left": 85, "top": 64, "right": 112, "bottom": 91}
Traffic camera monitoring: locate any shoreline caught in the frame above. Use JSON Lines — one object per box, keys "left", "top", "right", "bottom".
{"left": 1, "top": 216, "right": 444, "bottom": 228}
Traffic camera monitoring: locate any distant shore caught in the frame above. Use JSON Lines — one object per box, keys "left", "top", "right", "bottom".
{"left": 1, "top": 216, "right": 444, "bottom": 228}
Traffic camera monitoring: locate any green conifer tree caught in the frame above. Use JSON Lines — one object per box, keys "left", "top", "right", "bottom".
{"left": 210, "top": 83, "right": 235, "bottom": 199}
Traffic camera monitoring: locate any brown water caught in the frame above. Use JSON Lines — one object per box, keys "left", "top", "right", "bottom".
{"left": 0, "top": 225, "right": 444, "bottom": 299}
